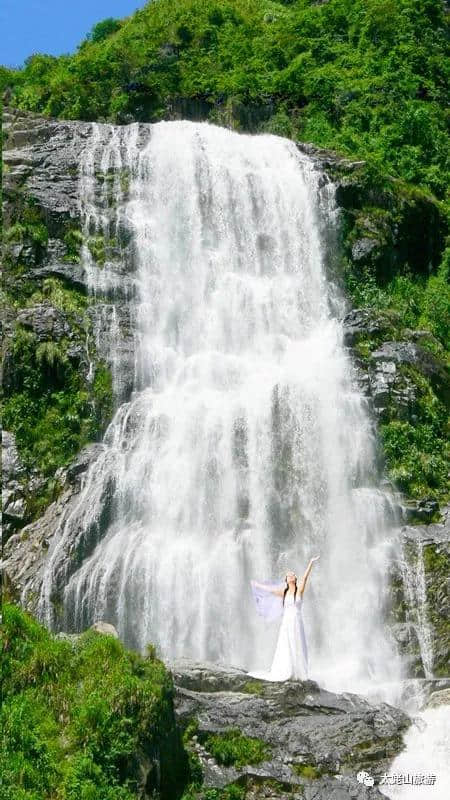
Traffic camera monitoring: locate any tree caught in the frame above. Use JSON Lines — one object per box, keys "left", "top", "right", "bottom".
{"left": 87, "top": 17, "right": 121, "bottom": 44}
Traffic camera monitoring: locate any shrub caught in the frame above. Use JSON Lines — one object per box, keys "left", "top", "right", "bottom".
{"left": 1, "top": 604, "right": 188, "bottom": 799}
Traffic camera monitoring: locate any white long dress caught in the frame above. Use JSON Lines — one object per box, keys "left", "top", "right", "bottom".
{"left": 249, "top": 589, "right": 308, "bottom": 681}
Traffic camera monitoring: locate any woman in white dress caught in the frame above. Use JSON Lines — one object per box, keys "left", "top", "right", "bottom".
{"left": 248, "top": 557, "right": 319, "bottom": 681}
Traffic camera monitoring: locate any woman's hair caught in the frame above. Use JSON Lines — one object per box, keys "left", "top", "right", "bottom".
{"left": 283, "top": 574, "right": 297, "bottom": 605}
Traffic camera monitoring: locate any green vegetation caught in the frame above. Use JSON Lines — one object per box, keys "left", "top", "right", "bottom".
{"left": 2, "top": 0, "right": 448, "bottom": 203}
{"left": 63, "top": 228, "right": 84, "bottom": 263}
{"left": 1, "top": 603, "right": 188, "bottom": 799}
{"left": 3, "top": 197, "right": 49, "bottom": 269}
{"left": 345, "top": 253, "right": 450, "bottom": 353}
{"left": 293, "top": 763, "right": 324, "bottom": 779}
{"left": 423, "top": 544, "right": 450, "bottom": 676}
{"left": 344, "top": 242, "right": 449, "bottom": 503}
{"left": 86, "top": 17, "right": 122, "bottom": 44}
{"left": 381, "top": 395, "right": 448, "bottom": 502}
{"left": 2, "top": 323, "right": 113, "bottom": 478}
{"left": 27, "top": 276, "right": 90, "bottom": 314}
{"left": 241, "top": 679, "right": 265, "bottom": 694}
{"left": 180, "top": 722, "right": 251, "bottom": 800}
{"left": 2, "top": 270, "right": 113, "bottom": 518}
{"left": 181, "top": 787, "right": 245, "bottom": 800}
{"left": 202, "top": 728, "right": 270, "bottom": 769}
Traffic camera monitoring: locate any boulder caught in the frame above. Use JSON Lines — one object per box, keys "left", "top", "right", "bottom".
{"left": 425, "top": 688, "right": 450, "bottom": 709}
{"left": 342, "top": 308, "right": 394, "bottom": 347}
{"left": 16, "top": 303, "right": 76, "bottom": 341}
{"left": 170, "top": 659, "right": 410, "bottom": 798}
{"left": 90, "top": 621, "right": 119, "bottom": 638}
{"left": 371, "top": 342, "right": 448, "bottom": 399}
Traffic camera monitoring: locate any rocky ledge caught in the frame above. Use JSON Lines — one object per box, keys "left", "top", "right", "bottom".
{"left": 169, "top": 659, "right": 411, "bottom": 799}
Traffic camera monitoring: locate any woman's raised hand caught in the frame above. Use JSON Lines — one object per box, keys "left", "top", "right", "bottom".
{"left": 310, "top": 555, "right": 320, "bottom": 563}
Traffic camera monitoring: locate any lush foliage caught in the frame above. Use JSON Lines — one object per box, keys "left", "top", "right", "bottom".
{"left": 1, "top": 604, "right": 188, "bottom": 799}
{"left": 202, "top": 728, "right": 270, "bottom": 769}
{"left": 1, "top": 0, "right": 448, "bottom": 509}
{"left": 380, "top": 368, "right": 448, "bottom": 502}
{"left": 181, "top": 787, "right": 244, "bottom": 800}
{"left": 346, "top": 255, "right": 450, "bottom": 353}
{"left": 2, "top": 0, "right": 448, "bottom": 201}
{"left": 85, "top": 17, "right": 122, "bottom": 44}
{"left": 344, "top": 240, "right": 449, "bottom": 502}
{"left": 2, "top": 322, "right": 113, "bottom": 478}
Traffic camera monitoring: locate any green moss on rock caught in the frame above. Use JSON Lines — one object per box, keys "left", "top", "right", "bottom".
{"left": 2, "top": 323, "right": 113, "bottom": 481}
{"left": 201, "top": 728, "right": 269, "bottom": 769}
{"left": 241, "top": 679, "right": 265, "bottom": 695}
{"left": 380, "top": 364, "right": 448, "bottom": 502}
{"left": 423, "top": 543, "right": 450, "bottom": 676}
{"left": 293, "top": 764, "right": 324, "bottom": 780}
{"left": 28, "top": 276, "right": 90, "bottom": 314}
{"left": 63, "top": 227, "right": 84, "bottom": 263}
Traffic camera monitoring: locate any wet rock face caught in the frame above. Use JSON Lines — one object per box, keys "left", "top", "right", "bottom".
{"left": 2, "top": 431, "right": 28, "bottom": 541}
{"left": 387, "top": 508, "right": 450, "bottom": 679}
{"left": 2, "top": 110, "right": 90, "bottom": 231}
{"left": 16, "top": 304, "right": 76, "bottom": 341}
{"left": 3, "top": 106, "right": 137, "bottom": 402}
{"left": 342, "top": 305, "right": 448, "bottom": 525}
{"left": 1, "top": 442, "right": 107, "bottom": 611}
{"left": 2, "top": 484, "right": 80, "bottom": 609}
{"left": 343, "top": 311, "right": 449, "bottom": 423}
{"left": 169, "top": 660, "right": 410, "bottom": 799}
{"left": 369, "top": 342, "right": 448, "bottom": 410}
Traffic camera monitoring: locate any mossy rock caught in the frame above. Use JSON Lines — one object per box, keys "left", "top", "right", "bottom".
{"left": 200, "top": 728, "right": 270, "bottom": 768}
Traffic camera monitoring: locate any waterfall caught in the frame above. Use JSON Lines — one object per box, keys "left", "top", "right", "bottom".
{"left": 39, "top": 120, "right": 403, "bottom": 696}
{"left": 380, "top": 706, "right": 449, "bottom": 799}
{"left": 400, "top": 539, "right": 434, "bottom": 678}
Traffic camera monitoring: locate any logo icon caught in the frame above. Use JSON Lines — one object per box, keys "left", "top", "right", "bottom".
{"left": 357, "top": 770, "right": 375, "bottom": 787}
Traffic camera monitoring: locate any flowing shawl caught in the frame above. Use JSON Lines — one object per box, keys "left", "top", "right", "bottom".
{"left": 250, "top": 579, "right": 309, "bottom": 673}
{"left": 250, "top": 580, "right": 284, "bottom": 621}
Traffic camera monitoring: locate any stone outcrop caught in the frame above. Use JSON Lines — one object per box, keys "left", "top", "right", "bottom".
{"left": 1, "top": 442, "right": 106, "bottom": 610}
{"left": 342, "top": 303, "right": 448, "bottom": 530}
{"left": 2, "top": 107, "right": 137, "bottom": 403}
{"left": 169, "top": 660, "right": 411, "bottom": 799}
{"left": 90, "top": 620, "right": 119, "bottom": 638}
{"left": 343, "top": 311, "right": 449, "bottom": 420}
{"left": 426, "top": 688, "right": 450, "bottom": 709}
{"left": 2, "top": 431, "right": 28, "bottom": 540}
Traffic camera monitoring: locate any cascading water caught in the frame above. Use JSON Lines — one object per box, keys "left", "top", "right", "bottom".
{"left": 400, "top": 540, "right": 434, "bottom": 679}
{"left": 39, "top": 120, "right": 404, "bottom": 699}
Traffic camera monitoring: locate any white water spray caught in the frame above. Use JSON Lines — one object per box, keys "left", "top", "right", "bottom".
{"left": 40, "top": 120, "right": 403, "bottom": 696}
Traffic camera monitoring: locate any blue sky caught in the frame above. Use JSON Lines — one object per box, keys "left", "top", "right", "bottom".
{"left": 1, "top": 1, "right": 147, "bottom": 68}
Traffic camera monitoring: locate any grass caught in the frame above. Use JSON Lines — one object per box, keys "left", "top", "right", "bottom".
{"left": 1, "top": 603, "right": 188, "bottom": 800}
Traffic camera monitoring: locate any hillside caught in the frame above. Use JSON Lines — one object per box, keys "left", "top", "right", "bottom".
{"left": 1, "top": 0, "right": 449, "bottom": 203}
{"left": 1, "top": 603, "right": 188, "bottom": 799}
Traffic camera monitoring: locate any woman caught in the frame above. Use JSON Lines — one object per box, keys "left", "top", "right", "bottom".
{"left": 248, "top": 556, "right": 319, "bottom": 681}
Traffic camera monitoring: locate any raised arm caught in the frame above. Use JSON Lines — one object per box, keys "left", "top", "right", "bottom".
{"left": 251, "top": 580, "right": 284, "bottom": 597}
{"left": 298, "top": 556, "right": 320, "bottom": 596}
